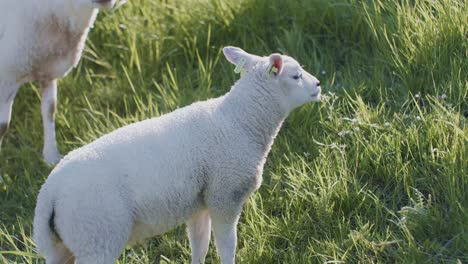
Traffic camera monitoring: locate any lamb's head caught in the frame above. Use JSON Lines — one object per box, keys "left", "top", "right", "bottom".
{"left": 223, "top": 46, "right": 321, "bottom": 112}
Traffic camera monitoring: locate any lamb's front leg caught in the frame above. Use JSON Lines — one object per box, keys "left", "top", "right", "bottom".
{"left": 208, "top": 200, "right": 243, "bottom": 264}
{"left": 40, "top": 80, "right": 62, "bottom": 165}
{"left": 211, "top": 213, "right": 239, "bottom": 264}
{"left": 207, "top": 177, "right": 254, "bottom": 264}
{"left": 187, "top": 209, "right": 211, "bottom": 264}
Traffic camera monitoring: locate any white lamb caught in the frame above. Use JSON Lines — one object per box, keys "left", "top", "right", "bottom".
{"left": 33, "top": 46, "right": 322, "bottom": 264}
{"left": 0, "top": 0, "right": 116, "bottom": 165}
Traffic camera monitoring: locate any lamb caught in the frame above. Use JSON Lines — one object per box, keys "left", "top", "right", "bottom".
{"left": 0, "top": 0, "right": 117, "bottom": 165}
{"left": 33, "top": 46, "right": 322, "bottom": 264}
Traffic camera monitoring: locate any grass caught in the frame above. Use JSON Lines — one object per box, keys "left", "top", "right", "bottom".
{"left": 0, "top": 0, "right": 466, "bottom": 263}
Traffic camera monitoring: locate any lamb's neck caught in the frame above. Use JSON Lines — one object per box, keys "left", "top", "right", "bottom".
{"left": 223, "top": 77, "right": 287, "bottom": 154}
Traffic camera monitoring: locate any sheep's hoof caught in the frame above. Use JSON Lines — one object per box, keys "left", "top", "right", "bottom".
{"left": 43, "top": 150, "right": 63, "bottom": 166}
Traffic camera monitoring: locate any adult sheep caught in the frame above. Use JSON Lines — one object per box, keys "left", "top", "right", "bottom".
{"left": 0, "top": 0, "right": 117, "bottom": 165}
{"left": 33, "top": 46, "right": 322, "bottom": 264}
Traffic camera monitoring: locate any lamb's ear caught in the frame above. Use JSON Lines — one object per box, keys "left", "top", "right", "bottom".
{"left": 223, "top": 46, "right": 259, "bottom": 74}
{"left": 223, "top": 46, "right": 249, "bottom": 65}
{"left": 269, "top": 53, "right": 283, "bottom": 76}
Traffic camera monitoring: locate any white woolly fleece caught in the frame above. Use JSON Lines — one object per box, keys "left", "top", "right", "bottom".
{"left": 33, "top": 46, "right": 322, "bottom": 264}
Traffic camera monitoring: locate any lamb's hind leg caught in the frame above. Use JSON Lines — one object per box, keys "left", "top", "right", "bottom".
{"left": 45, "top": 241, "right": 75, "bottom": 264}
{"left": 0, "top": 81, "right": 19, "bottom": 149}
{"left": 62, "top": 193, "right": 133, "bottom": 264}
{"left": 187, "top": 209, "right": 212, "bottom": 264}
{"left": 40, "top": 80, "right": 62, "bottom": 165}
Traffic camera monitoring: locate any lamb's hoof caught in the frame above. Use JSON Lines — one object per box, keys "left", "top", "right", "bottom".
{"left": 43, "top": 151, "right": 63, "bottom": 166}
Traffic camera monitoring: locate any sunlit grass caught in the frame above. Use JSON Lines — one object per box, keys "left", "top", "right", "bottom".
{"left": 0, "top": 0, "right": 466, "bottom": 263}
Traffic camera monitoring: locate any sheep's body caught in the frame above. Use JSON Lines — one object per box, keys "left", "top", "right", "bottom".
{"left": 0, "top": 1, "right": 97, "bottom": 84}
{"left": 35, "top": 87, "right": 269, "bottom": 264}
{"left": 0, "top": 0, "right": 113, "bottom": 164}
{"left": 34, "top": 47, "right": 322, "bottom": 264}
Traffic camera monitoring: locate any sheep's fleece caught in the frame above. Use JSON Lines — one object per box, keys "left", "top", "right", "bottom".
{"left": 33, "top": 46, "right": 322, "bottom": 264}
{"left": 0, "top": 0, "right": 116, "bottom": 165}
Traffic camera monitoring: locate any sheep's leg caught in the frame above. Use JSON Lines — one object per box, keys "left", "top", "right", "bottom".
{"left": 187, "top": 209, "right": 211, "bottom": 264}
{"left": 40, "top": 80, "right": 62, "bottom": 165}
{"left": 211, "top": 213, "right": 240, "bottom": 264}
{"left": 63, "top": 193, "right": 132, "bottom": 264}
{"left": 45, "top": 241, "right": 75, "bottom": 264}
{"left": 0, "top": 82, "right": 18, "bottom": 149}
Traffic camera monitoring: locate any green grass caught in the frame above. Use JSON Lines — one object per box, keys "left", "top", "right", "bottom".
{"left": 0, "top": 0, "right": 466, "bottom": 263}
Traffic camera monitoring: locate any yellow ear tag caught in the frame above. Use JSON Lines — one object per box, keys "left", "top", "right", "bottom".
{"left": 270, "top": 66, "right": 278, "bottom": 76}
{"left": 234, "top": 57, "right": 247, "bottom": 75}
{"left": 267, "top": 65, "right": 279, "bottom": 81}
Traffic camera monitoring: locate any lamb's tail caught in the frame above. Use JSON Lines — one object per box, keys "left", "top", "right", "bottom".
{"left": 33, "top": 186, "right": 61, "bottom": 258}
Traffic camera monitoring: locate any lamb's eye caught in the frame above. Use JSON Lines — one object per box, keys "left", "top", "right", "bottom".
{"left": 292, "top": 73, "right": 302, "bottom": 80}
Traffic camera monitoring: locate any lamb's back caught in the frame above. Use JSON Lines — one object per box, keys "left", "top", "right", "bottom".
{"left": 46, "top": 98, "right": 224, "bottom": 191}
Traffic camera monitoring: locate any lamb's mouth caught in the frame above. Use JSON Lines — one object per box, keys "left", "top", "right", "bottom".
{"left": 92, "top": 0, "right": 112, "bottom": 4}
{"left": 310, "top": 91, "right": 321, "bottom": 98}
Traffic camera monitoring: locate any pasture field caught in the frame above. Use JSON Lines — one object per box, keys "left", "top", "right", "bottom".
{"left": 0, "top": 0, "right": 466, "bottom": 263}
